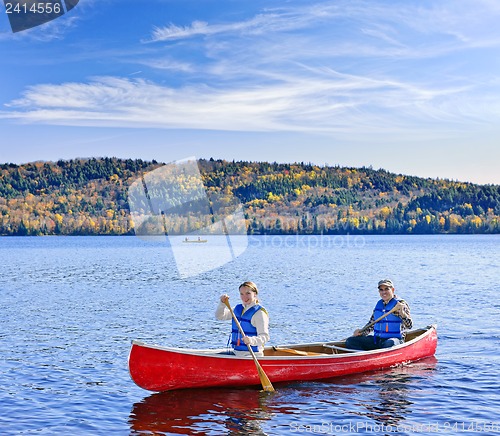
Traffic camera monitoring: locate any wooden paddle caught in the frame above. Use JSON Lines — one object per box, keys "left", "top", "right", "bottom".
{"left": 273, "top": 347, "right": 324, "bottom": 356}
{"left": 223, "top": 300, "right": 275, "bottom": 392}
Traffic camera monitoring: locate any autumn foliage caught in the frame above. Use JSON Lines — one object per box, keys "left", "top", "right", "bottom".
{"left": 0, "top": 157, "right": 498, "bottom": 235}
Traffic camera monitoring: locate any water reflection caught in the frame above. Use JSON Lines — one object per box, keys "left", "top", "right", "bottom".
{"left": 129, "top": 357, "right": 438, "bottom": 435}
{"left": 274, "top": 356, "right": 438, "bottom": 433}
{"left": 348, "top": 357, "right": 438, "bottom": 429}
{"left": 129, "top": 388, "right": 275, "bottom": 435}
{"left": 361, "top": 372, "right": 415, "bottom": 427}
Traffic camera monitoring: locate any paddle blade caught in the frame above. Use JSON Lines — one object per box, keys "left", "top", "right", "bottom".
{"left": 256, "top": 363, "right": 275, "bottom": 392}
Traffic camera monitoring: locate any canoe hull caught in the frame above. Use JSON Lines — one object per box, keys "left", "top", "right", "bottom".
{"left": 129, "top": 325, "right": 437, "bottom": 392}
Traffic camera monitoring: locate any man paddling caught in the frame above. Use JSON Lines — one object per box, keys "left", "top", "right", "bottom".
{"left": 345, "top": 279, "right": 413, "bottom": 351}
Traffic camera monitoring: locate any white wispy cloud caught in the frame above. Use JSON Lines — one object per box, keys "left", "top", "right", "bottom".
{"left": 150, "top": 20, "right": 214, "bottom": 41}
{"left": 1, "top": 72, "right": 482, "bottom": 137}
{"left": 137, "top": 58, "right": 194, "bottom": 73}
{"left": 148, "top": 9, "right": 319, "bottom": 42}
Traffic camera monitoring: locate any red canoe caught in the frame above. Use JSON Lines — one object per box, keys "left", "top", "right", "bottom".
{"left": 128, "top": 325, "right": 437, "bottom": 392}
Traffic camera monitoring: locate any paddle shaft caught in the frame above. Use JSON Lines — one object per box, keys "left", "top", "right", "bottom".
{"left": 223, "top": 300, "right": 275, "bottom": 392}
{"left": 359, "top": 304, "right": 399, "bottom": 334}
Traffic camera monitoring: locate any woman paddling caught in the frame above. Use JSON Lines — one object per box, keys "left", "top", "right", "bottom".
{"left": 215, "top": 281, "right": 270, "bottom": 357}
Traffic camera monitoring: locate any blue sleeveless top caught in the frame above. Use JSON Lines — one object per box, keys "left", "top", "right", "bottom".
{"left": 373, "top": 298, "right": 402, "bottom": 339}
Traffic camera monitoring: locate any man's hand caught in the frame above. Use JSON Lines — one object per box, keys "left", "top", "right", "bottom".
{"left": 393, "top": 301, "right": 404, "bottom": 316}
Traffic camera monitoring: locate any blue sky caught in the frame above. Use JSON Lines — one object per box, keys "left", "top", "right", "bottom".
{"left": 0, "top": 0, "right": 499, "bottom": 184}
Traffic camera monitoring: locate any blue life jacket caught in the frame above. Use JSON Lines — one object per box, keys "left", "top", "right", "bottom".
{"left": 231, "top": 304, "right": 262, "bottom": 352}
{"left": 373, "top": 298, "right": 402, "bottom": 339}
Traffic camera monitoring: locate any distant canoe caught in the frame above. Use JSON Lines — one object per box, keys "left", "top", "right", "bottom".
{"left": 128, "top": 325, "right": 437, "bottom": 392}
{"left": 182, "top": 238, "right": 208, "bottom": 243}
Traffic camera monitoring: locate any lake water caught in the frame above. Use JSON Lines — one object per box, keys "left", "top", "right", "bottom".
{"left": 1, "top": 235, "right": 499, "bottom": 435}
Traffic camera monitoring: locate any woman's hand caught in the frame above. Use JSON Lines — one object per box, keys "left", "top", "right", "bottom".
{"left": 220, "top": 294, "right": 229, "bottom": 304}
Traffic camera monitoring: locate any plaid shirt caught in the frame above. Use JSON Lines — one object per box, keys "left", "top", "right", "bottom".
{"left": 361, "top": 298, "right": 413, "bottom": 339}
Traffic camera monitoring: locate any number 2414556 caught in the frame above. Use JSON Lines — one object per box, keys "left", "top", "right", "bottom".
{"left": 5, "top": 2, "right": 62, "bottom": 14}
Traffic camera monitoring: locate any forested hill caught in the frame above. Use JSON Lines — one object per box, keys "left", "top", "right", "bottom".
{"left": 0, "top": 157, "right": 498, "bottom": 235}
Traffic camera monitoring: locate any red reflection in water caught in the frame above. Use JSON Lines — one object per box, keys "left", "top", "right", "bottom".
{"left": 129, "top": 357, "right": 438, "bottom": 434}
{"left": 129, "top": 387, "right": 276, "bottom": 435}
